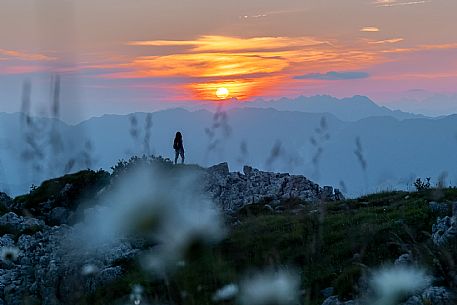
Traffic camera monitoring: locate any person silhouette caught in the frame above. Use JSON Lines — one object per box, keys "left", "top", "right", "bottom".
{"left": 173, "top": 131, "right": 185, "bottom": 164}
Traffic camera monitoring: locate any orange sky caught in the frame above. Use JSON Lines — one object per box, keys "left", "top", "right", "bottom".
{"left": 1, "top": 0, "right": 457, "bottom": 117}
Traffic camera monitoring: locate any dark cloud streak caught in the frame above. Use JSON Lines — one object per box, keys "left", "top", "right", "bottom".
{"left": 294, "top": 71, "right": 370, "bottom": 81}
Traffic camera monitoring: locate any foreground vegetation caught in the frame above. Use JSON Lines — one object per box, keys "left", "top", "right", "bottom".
{"left": 2, "top": 159, "right": 455, "bottom": 305}
{"left": 87, "top": 188, "right": 457, "bottom": 305}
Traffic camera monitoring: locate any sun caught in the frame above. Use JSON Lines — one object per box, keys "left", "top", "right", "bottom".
{"left": 215, "top": 87, "right": 229, "bottom": 100}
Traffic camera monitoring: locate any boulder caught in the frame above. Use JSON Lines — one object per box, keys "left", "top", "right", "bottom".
{"left": 320, "top": 287, "right": 334, "bottom": 298}
{"left": 403, "top": 287, "right": 455, "bottom": 305}
{"left": 243, "top": 165, "right": 254, "bottom": 176}
{"left": 432, "top": 216, "right": 457, "bottom": 246}
{"left": 334, "top": 189, "right": 345, "bottom": 201}
{"left": 394, "top": 253, "right": 414, "bottom": 266}
{"left": 421, "top": 286, "right": 454, "bottom": 305}
{"left": 322, "top": 186, "right": 334, "bottom": 200}
{"left": 49, "top": 207, "right": 70, "bottom": 226}
{"left": 403, "top": 295, "right": 423, "bottom": 305}
{"left": 208, "top": 162, "right": 230, "bottom": 177}
{"left": 0, "top": 213, "right": 46, "bottom": 235}
{"left": 322, "top": 296, "right": 343, "bottom": 305}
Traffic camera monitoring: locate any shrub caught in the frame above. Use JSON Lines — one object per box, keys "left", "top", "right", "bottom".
{"left": 12, "top": 169, "right": 111, "bottom": 223}
{"left": 414, "top": 178, "right": 431, "bottom": 191}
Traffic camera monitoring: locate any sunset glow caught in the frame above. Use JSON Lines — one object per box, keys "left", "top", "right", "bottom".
{"left": 110, "top": 35, "right": 383, "bottom": 100}
{"left": 216, "top": 87, "right": 229, "bottom": 99}
{"left": 1, "top": 0, "right": 457, "bottom": 115}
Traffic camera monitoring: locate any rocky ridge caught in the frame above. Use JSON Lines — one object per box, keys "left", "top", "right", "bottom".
{"left": 7, "top": 163, "right": 343, "bottom": 226}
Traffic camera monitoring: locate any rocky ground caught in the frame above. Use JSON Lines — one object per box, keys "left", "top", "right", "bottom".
{"left": 205, "top": 163, "right": 344, "bottom": 211}
{"left": 0, "top": 160, "right": 455, "bottom": 305}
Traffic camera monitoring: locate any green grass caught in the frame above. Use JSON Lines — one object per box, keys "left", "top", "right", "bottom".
{"left": 87, "top": 188, "right": 457, "bottom": 305}
{"left": 12, "top": 169, "right": 110, "bottom": 224}
{"left": 14, "top": 169, "right": 110, "bottom": 207}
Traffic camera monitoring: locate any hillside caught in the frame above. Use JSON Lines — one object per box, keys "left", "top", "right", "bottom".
{"left": 0, "top": 158, "right": 455, "bottom": 305}
{"left": 1, "top": 108, "right": 457, "bottom": 197}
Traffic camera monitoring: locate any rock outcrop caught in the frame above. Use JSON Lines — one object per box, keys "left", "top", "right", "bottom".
{"left": 0, "top": 193, "right": 12, "bottom": 211}
{"left": 321, "top": 296, "right": 356, "bottom": 305}
{"left": 432, "top": 216, "right": 457, "bottom": 246}
{"left": 402, "top": 287, "right": 455, "bottom": 305}
{"left": 0, "top": 212, "right": 47, "bottom": 235}
{"left": 205, "top": 163, "right": 343, "bottom": 211}
{"left": 0, "top": 217, "right": 139, "bottom": 305}
{"left": 320, "top": 286, "right": 455, "bottom": 305}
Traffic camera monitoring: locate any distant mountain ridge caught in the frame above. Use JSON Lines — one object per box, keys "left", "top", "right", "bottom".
{"left": 0, "top": 94, "right": 425, "bottom": 125}
{"left": 1, "top": 106, "right": 456, "bottom": 197}
{"left": 242, "top": 95, "right": 424, "bottom": 121}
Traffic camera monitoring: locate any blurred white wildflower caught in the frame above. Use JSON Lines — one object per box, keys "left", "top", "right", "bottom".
{"left": 81, "top": 263, "right": 99, "bottom": 276}
{"left": 212, "top": 283, "right": 239, "bottom": 302}
{"left": 77, "top": 164, "right": 225, "bottom": 274}
{"left": 130, "top": 284, "right": 144, "bottom": 305}
{"left": 370, "top": 266, "right": 431, "bottom": 305}
{"left": 0, "top": 247, "right": 20, "bottom": 263}
{"left": 239, "top": 270, "right": 300, "bottom": 305}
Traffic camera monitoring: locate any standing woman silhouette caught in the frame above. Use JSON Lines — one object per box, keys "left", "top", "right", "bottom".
{"left": 173, "top": 132, "right": 185, "bottom": 164}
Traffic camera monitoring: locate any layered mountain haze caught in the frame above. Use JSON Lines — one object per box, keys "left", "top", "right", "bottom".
{"left": 0, "top": 96, "right": 456, "bottom": 197}
{"left": 184, "top": 95, "right": 424, "bottom": 122}
{"left": 237, "top": 95, "right": 425, "bottom": 121}
{"left": 389, "top": 92, "right": 457, "bottom": 117}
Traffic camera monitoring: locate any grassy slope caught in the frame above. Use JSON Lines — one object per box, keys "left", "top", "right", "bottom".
{"left": 87, "top": 189, "right": 457, "bottom": 305}
{"left": 13, "top": 169, "right": 110, "bottom": 211}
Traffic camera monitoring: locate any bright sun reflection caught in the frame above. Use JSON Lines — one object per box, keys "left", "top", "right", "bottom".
{"left": 215, "top": 87, "right": 229, "bottom": 99}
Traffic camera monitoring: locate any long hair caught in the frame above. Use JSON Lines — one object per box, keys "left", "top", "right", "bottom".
{"left": 175, "top": 132, "right": 182, "bottom": 141}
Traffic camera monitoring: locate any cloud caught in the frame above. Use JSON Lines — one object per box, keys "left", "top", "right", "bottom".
{"left": 369, "top": 38, "right": 404, "bottom": 44}
{"left": 118, "top": 35, "right": 380, "bottom": 99}
{"left": 361, "top": 27, "right": 380, "bottom": 32}
{"left": 0, "top": 49, "right": 55, "bottom": 61}
{"left": 374, "top": 0, "right": 431, "bottom": 7}
{"left": 0, "top": 48, "right": 57, "bottom": 75}
{"left": 0, "top": 63, "right": 46, "bottom": 75}
{"left": 294, "top": 71, "right": 370, "bottom": 80}
{"left": 240, "top": 13, "right": 268, "bottom": 19}
{"left": 380, "top": 42, "right": 457, "bottom": 53}
{"left": 127, "top": 35, "right": 326, "bottom": 52}
{"left": 238, "top": 9, "right": 308, "bottom": 20}
{"left": 421, "top": 43, "right": 457, "bottom": 50}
